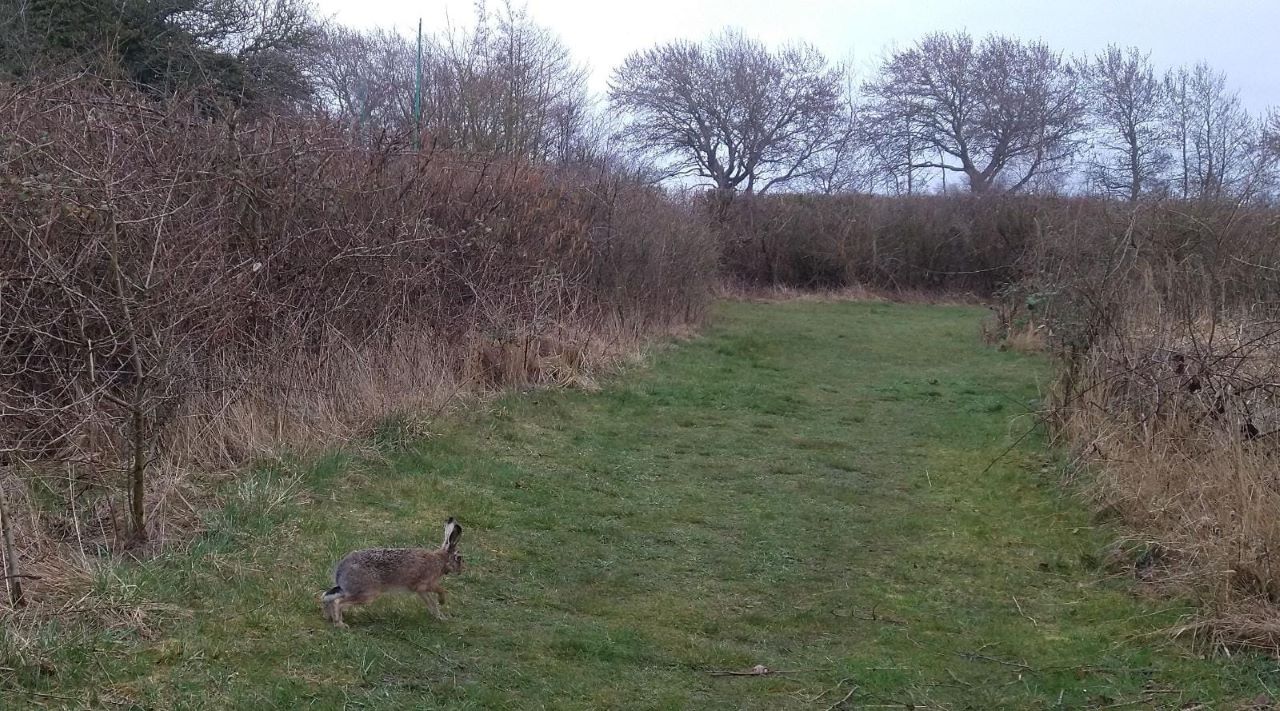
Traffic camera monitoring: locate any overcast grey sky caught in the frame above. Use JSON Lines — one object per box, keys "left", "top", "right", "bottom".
{"left": 313, "top": 0, "right": 1279, "bottom": 114}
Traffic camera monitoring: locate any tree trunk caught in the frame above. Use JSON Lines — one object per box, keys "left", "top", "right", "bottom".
{"left": 0, "top": 481, "right": 24, "bottom": 607}
{"left": 129, "top": 404, "right": 147, "bottom": 543}
{"left": 1128, "top": 138, "right": 1142, "bottom": 202}
{"left": 107, "top": 212, "right": 148, "bottom": 544}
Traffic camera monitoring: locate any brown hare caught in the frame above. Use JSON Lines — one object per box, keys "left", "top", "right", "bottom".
{"left": 320, "top": 517, "right": 464, "bottom": 628}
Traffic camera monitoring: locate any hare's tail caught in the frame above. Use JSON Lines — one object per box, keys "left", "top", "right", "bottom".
{"left": 321, "top": 586, "right": 343, "bottom": 602}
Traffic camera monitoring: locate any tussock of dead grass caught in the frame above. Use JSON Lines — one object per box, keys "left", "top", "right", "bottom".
{"left": 717, "top": 281, "right": 982, "bottom": 305}
{"left": 1053, "top": 310, "right": 1280, "bottom": 651}
{"left": 999, "top": 325, "right": 1050, "bottom": 354}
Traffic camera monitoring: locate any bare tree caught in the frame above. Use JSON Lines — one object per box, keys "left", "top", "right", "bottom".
{"left": 484, "top": 2, "right": 589, "bottom": 160}
{"left": 1265, "top": 109, "right": 1280, "bottom": 156}
{"left": 1080, "top": 45, "right": 1168, "bottom": 201}
{"left": 801, "top": 123, "right": 871, "bottom": 195}
{"left": 1262, "top": 110, "right": 1280, "bottom": 190}
{"left": 307, "top": 2, "right": 588, "bottom": 161}
{"left": 797, "top": 85, "right": 877, "bottom": 194}
{"left": 859, "top": 89, "right": 929, "bottom": 195}
{"left": 1163, "top": 63, "right": 1256, "bottom": 200}
{"left": 864, "top": 32, "right": 1086, "bottom": 194}
{"left": 309, "top": 25, "right": 413, "bottom": 134}
{"left": 608, "top": 29, "right": 845, "bottom": 195}
{"left": 1259, "top": 110, "right": 1280, "bottom": 199}
{"left": 225, "top": 0, "right": 324, "bottom": 111}
{"left": 419, "top": 2, "right": 589, "bottom": 160}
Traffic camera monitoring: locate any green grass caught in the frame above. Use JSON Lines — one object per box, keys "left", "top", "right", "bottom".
{"left": 6, "top": 301, "right": 1277, "bottom": 709}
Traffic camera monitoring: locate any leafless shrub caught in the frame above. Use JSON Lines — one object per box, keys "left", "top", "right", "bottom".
{"left": 1023, "top": 198, "right": 1280, "bottom": 649}
{"left": 0, "top": 77, "right": 715, "bottom": 608}
{"left": 715, "top": 193, "right": 1046, "bottom": 292}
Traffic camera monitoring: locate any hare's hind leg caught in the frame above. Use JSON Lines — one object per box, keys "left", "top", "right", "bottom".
{"left": 417, "top": 589, "right": 447, "bottom": 620}
{"left": 329, "top": 599, "right": 348, "bottom": 628}
{"left": 322, "top": 586, "right": 379, "bottom": 628}
{"left": 336, "top": 590, "right": 381, "bottom": 627}
{"left": 320, "top": 587, "right": 347, "bottom": 628}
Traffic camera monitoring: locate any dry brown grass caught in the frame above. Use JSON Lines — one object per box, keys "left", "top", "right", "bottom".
{"left": 1051, "top": 303, "right": 1280, "bottom": 650}
{"left": 716, "top": 282, "right": 889, "bottom": 303}
{"left": 981, "top": 194, "right": 1280, "bottom": 650}
{"left": 997, "top": 326, "right": 1049, "bottom": 354}
{"left": 981, "top": 312, "right": 1050, "bottom": 353}
{"left": 0, "top": 312, "right": 683, "bottom": 617}
{"left": 716, "top": 281, "right": 983, "bottom": 305}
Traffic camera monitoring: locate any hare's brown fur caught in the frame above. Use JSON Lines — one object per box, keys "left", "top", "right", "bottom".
{"left": 321, "top": 518, "right": 463, "bottom": 628}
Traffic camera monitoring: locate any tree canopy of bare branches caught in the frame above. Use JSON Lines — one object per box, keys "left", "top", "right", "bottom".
{"left": 308, "top": 2, "right": 591, "bottom": 162}
{"left": 1080, "top": 45, "right": 1169, "bottom": 202}
{"left": 864, "top": 32, "right": 1086, "bottom": 194}
{"left": 1163, "top": 62, "right": 1258, "bottom": 201}
{"left": 1266, "top": 110, "right": 1280, "bottom": 153}
{"left": 608, "top": 30, "right": 845, "bottom": 195}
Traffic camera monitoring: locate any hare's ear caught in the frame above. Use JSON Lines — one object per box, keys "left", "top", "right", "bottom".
{"left": 442, "top": 517, "right": 462, "bottom": 550}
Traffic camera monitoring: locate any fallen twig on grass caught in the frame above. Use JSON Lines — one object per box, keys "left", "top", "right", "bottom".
{"left": 847, "top": 604, "right": 907, "bottom": 625}
{"left": 958, "top": 650, "right": 1035, "bottom": 672}
{"left": 707, "top": 664, "right": 829, "bottom": 676}
{"left": 18, "top": 688, "right": 126, "bottom": 706}
{"left": 1013, "top": 595, "right": 1038, "bottom": 627}
{"left": 823, "top": 683, "right": 859, "bottom": 710}
{"left": 946, "top": 667, "right": 973, "bottom": 688}
{"left": 809, "top": 677, "right": 856, "bottom": 704}
{"left": 956, "top": 649, "right": 1157, "bottom": 682}
{"left": 26, "top": 691, "right": 76, "bottom": 702}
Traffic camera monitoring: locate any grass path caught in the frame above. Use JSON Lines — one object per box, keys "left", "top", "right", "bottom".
{"left": 13, "top": 301, "right": 1276, "bottom": 708}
